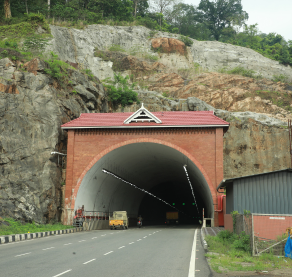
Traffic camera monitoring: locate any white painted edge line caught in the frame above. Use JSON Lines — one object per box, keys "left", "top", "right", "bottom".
{"left": 83, "top": 259, "right": 96, "bottom": 264}
{"left": 104, "top": 251, "right": 113, "bottom": 255}
{"left": 129, "top": 242, "right": 134, "bottom": 244}
{"left": 52, "top": 269, "right": 72, "bottom": 277}
{"left": 188, "top": 229, "right": 198, "bottom": 277}
{"left": 78, "top": 240, "right": 86, "bottom": 242}
{"left": 118, "top": 246, "right": 125, "bottom": 249}
{"left": 15, "top": 252, "right": 31, "bottom": 257}
{"left": 64, "top": 243, "right": 72, "bottom": 246}
{"left": 43, "top": 247, "right": 55, "bottom": 251}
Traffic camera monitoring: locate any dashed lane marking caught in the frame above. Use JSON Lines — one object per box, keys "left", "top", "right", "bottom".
{"left": 143, "top": 236, "right": 147, "bottom": 238}
{"left": 78, "top": 240, "right": 86, "bottom": 242}
{"left": 42, "top": 247, "right": 55, "bottom": 251}
{"left": 92, "top": 237, "right": 97, "bottom": 239}
{"left": 137, "top": 239, "right": 142, "bottom": 241}
{"left": 15, "top": 252, "right": 31, "bottom": 257}
{"left": 101, "top": 235, "right": 106, "bottom": 236}
{"left": 83, "top": 259, "right": 96, "bottom": 264}
{"left": 129, "top": 242, "right": 134, "bottom": 244}
{"left": 64, "top": 243, "right": 72, "bottom": 246}
{"left": 104, "top": 251, "right": 113, "bottom": 255}
{"left": 118, "top": 246, "right": 125, "bottom": 249}
{"left": 52, "top": 269, "right": 72, "bottom": 277}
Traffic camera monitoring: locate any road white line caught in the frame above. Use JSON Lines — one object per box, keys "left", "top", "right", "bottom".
{"left": 15, "top": 252, "right": 31, "bottom": 257}
{"left": 118, "top": 246, "right": 125, "bottom": 249}
{"left": 52, "top": 269, "right": 72, "bottom": 277}
{"left": 64, "top": 243, "right": 72, "bottom": 246}
{"left": 188, "top": 229, "right": 198, "bottom": 277}
{"left": 101, "top": 235, "right": 106, "bottom": 236}
{"left": 92, "top": 237, "right": 97, "bottom": 239}
{"left": 143, "top": 236, "right": 147, "bottom": 238}
{"left": 137, "top": 239, "right": 142, "bottom": 241}
{"left": 110, "top": 233, "right": 114, "bottom": 234}
{"left": 83, "top": 259, "right": 96, "bottom": 264}
{"left": 78, "top": 240, "right": 86, "bottom": 242}
{"left": 149, "top": 234, "right": 152, "bottom": 235}
{"left": 129, "top": 242, "right": 134, "bottom": 244}
{"left": 43, "top": 247, "right": 55, "bottom": 250}
{"left": 104, "top": 251, "right": 113, "bottom": 255}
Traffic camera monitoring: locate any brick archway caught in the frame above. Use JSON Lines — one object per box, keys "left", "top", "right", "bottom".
{"left": 62, "top": 110, "right": 229, "bottom": 226}
{"left": 72, "top": 138, "right": 216, "bottom": 210}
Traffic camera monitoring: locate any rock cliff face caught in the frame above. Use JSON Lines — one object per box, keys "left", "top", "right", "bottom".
{"left": 47, "top": 25, "right": 292, "bottom": 81}
{"left": 0, "top": 58, "right": 107, "bottom": 223}
{"left": 0, "top": 24, "right": 291, "bottom": 223}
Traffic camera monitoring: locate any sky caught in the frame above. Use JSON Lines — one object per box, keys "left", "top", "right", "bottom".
{"left": 183, "top": 0, "right": 292, "bottom": 41}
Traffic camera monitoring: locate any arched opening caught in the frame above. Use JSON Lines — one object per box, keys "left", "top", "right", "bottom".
{"left": 74, "top": 142, "right": 215, "bottom": 225}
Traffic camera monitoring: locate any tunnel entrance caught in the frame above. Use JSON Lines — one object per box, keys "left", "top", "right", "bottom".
{"left": 61, "top": 106, "right": 229, "bottom": 226}
{"left": 74, "top": 143, "right": 212, "bottom": 225}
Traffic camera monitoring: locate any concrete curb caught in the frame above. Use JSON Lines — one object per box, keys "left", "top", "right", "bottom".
{"left": 0, "top": 227, "right": 83, "bottom": 244}
{"left": 200, "top": 227, "right": 208, "bottom": 251}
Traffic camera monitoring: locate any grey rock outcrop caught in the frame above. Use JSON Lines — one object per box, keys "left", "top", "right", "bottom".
{"left": 47, "top": 25, "right": 292, "bottom": 82}
{"left": 0, "top": 58, "right": 107, "bottom": 223}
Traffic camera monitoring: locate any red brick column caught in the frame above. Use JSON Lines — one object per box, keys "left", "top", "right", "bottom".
{"left": 64, "top": 130, "right": 75, "bottom": 225}
{"left": 214, "top": 128, "right": 224, "bottom": 226}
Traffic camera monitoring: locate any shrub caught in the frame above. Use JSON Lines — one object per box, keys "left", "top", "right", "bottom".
{"left": 44, "top": 52, "right": 71, "bottom": 80}
{"left": 179, "top": 35, "right": 194, "bottom": 47}
{"left": 103, "top": 74, "right": 140, "bottom": 107}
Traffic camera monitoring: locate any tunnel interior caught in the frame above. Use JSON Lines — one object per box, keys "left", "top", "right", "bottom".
{"left": 75, "top": 142, "right": 214, "bottom": 225}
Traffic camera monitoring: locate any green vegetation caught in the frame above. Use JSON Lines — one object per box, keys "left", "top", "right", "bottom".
{"left": 178, "top": 35, "right": 193, "bottom": 47}
{"left": 103, "top": 73, "right": 140, "bottom": 107}
{"left": 219, "top": 66, "right": 264, "bottom": 79}
{"left": 108, "top": 44, "right": 126, "bottom": 52}
{"left": 44, "top": 52, "right": 72, "bottom": 80}
{"left": 0, "top": 218, "right": 73, "bottom": 236}
{"left": 206, "top": 230, "right": 292, "bottom": 273}
{"left": 1, "top": 1, "right": 291, "bottom": 69}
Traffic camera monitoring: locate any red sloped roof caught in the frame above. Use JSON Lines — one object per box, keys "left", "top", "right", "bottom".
{"left": 61, "top": 111, "right": 229, "bottom": 129}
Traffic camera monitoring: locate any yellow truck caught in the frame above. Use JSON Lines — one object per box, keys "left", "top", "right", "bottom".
{"left": 109, "top": 211, "right": 129, "bottom": 230}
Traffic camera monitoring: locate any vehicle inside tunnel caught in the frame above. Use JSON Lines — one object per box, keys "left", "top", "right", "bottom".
{"left": 74, "top": 142, "right": 214, "bottom": 226}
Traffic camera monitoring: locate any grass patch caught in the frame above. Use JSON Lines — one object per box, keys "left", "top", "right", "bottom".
{"left": 205, "top": 230, "right": 292, "bottom": 273}
{"left": 219, "top": 66, "right": 262, "bottom": 79}
{"left": 108, "top": 44, "right": 126, "bottom": 52}
{"left": 0, "top": 218, "right": 73, "bottom": 236}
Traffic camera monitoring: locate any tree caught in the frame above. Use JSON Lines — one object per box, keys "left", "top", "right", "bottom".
{"left": 4, "top": 0, "right": 11, "bottom": 18}
{"left": 197, "top": 0, "right": 248, "bottom": 41}
{"left": 150, "top": 0, "right": 181, "bottom": 29}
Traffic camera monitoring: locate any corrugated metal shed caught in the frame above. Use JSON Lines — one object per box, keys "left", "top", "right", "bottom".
{"left": 217, "top": 169, "right": 292, "bottom": 214}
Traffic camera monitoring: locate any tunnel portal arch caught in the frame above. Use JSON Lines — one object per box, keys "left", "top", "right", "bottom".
{"left": 73, "top": 139, "right": 215, "bottom": 222}
{"left": 61, "top": 107, "right": 229, "bottom": 226}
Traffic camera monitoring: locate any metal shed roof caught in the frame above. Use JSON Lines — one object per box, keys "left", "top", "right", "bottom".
{"left": 217, "top": 168, "right": 292, "bottom": 191}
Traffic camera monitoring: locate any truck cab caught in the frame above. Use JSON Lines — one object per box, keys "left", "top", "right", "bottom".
{"left": 109, "top": 211, "right": 129, "bottom": 230}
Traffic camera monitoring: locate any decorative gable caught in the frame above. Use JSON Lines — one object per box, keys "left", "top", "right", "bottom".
{"left": 124, "top": 103, "right": 162, "bottom": 124}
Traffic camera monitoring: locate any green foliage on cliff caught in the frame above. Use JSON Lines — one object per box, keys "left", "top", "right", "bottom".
{"left": 103, "top": 73, "right": 140, "bottom": 107}
{"left": 0, "top": 217, "right": 73, "bottom": 236}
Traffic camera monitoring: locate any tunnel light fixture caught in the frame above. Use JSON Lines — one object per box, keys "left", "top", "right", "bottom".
{"left": 183, "top": 165, "right": 200, "bottom": 214}
{"left": 102, "top": 168, "right": 184, "bottom": 214}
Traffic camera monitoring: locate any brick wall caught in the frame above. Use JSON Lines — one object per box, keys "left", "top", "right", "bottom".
{"left": 64, "top": 127, "right": 225, "bottom": 226}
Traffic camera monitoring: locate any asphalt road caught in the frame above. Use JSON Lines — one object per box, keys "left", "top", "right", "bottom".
{"left": 0, "top": 225, "right": 212, "bottom": 277}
